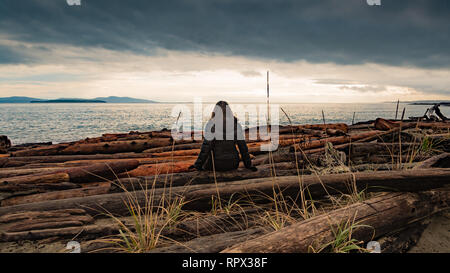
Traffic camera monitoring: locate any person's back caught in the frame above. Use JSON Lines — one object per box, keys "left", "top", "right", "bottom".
{"left": 190, "top": 101, "right": 256, "bottom": 172}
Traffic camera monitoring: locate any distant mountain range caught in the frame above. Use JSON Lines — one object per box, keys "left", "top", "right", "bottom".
{"left": 406, "top": 100, "right": 450, "bottom": 106}
{"left": 0, "top": 96, "right": 157, "bottom": 103}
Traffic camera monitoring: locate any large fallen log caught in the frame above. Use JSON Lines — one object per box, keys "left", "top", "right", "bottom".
{"left": 150, "top": 227, "right": 268, "bottom": 253}
{"left": 4, "top": 156, "right": 196, "bottom": 170}
{"left": 375, "top": 118, "right": 412, "bottom": 131}
{"left": 1, "top": 168, "right": 450, "bottom": 217}
{"left": 0, "top": 208, "right": 94, "bottom": 233}
{"left": 10, "top": 143, "right": 70, "bottom": 157}
{"left": 417, "top": 122, "right": 450, "bottom": 130}
{"left": 1, "top": 184, "right": 112, "bottom": 206}
{"left": 0, "top": 167, "right": 69, "bottom": 179}
{"left": 247, "top": 123, "right": 349, "bottom": 134}
{"left": 11, "top": 138, "right": 194, "bottom": 157}
{"left": 413, "top": 153, "right": 450, "bottom": 169}
{"left": 377, "top": 221, "right": 429, "bottom": 253}
{"left": 143, "top": 143, "right": 203, "bottom": 154}
{"left": 255, "top": 140, "right": 419, "bottom": 166}
{"left": 0, "top": 173, "right": 71, "bottom": 192}
{"left": 116, "top": 162, "right": 300, "bottom": 190}
{"left": 0, "top": 223, "right": 119, "bottom": 242}
{"left": 2, "top": 153, "right": 154, "bottom": 166}
{"left": 0, "top": 160, "right": 139, "bottom": 191}
{"left": 222, "top": 190, "right": 449, "bottom": 253}
{"left": 150, "top": 149, "right": 200, "bottom": 157}
{"left": 60, "top": 139, "right": 177, "bottom": 155}
{"left": 291, "top": 131, "right": 383, "bottom": 152}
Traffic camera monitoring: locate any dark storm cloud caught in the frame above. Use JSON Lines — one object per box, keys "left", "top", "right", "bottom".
{"left": 0, "top": 0, "right": 449, "bottom": 67}
{"left": 0, "top": 45, "right": 32, "bottom": 64}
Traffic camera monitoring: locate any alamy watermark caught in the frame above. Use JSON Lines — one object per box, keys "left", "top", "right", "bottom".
{"left": 366, "top": 241, "right": 381, "bottom": 253}
{"left": 66, "top": 241, "right": 81, "bottom": 253}
{"left": 67, "top": 0, "right": 81, "bottom": 6}
{"left": 366, "top": 0, "right": 381, "bottom": 6}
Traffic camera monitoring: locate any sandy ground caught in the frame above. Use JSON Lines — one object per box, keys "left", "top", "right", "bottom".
{"left": 0, "top": 237, "right": 68, "bottom": 253}
{"left": 409, "top": 210, "right": 450, "bottom": 253}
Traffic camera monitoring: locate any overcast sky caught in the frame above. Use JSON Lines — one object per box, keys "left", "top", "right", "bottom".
{"left": 0, "top": 0, "right": 449, "bottom": 103}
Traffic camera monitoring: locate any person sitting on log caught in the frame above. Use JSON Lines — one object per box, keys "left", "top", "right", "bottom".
{"left": 189, "top": 101, "right": 257, "bottom": 172}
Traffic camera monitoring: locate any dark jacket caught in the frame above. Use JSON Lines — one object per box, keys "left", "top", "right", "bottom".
{"left": 194, "top": 119, "right": 252, "bottom": 171}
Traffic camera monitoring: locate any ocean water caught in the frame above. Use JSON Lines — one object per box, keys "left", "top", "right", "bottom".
{"left": 0, "top": 103, "right": 447, "bottom": 145}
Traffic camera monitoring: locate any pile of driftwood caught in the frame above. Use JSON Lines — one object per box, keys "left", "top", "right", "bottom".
{"left": 0, "top": 118, "right": 449, "bottom": 253}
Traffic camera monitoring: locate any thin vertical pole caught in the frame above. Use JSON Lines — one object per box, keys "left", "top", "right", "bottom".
{"left": 395, "top": 99, "right": 399, "bottom": 120}
{"left": 267, "top": 71, "right": 270, "bottom": 127}
{"left": 322, "top": 110, "right": 327, "bottom": 137}
{"left": 352, "top": 112, "right": 356, "bottom": 125}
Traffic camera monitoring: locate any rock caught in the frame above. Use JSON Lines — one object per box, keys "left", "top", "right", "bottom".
{"left": 0, "top": 136, "right": 11, "bottom": 154}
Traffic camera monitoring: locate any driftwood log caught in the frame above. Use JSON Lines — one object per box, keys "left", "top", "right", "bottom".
{"left": 0, "top": 160, "right": 139, "bottom": 192}
{"left": 414, "top": 153, "right": 450, "bottom": 169}
{"left": 222, "top": 190, "right": 449, "bottom": 253}
{"left": 1, "top": 184, "right": 112, "bottom": 206}
{"left": 151, "top": 227, "right": 268, "bottom": 253}
{"left": 11, "top": 138, "right": 197, "bottom": 157}
{"left": 1, "top": 168, "right": 450, "bottom": 217}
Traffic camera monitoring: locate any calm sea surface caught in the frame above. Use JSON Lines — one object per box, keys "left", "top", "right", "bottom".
{"left": 0, "top": 103, "right": 447, "bottom": 145}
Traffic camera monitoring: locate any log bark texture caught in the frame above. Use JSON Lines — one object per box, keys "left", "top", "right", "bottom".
{"left": 221, "top": 190, "right": 449, "bottom": 253}
{"left": 1, "top": 168, "right": 449, "bottom": 217}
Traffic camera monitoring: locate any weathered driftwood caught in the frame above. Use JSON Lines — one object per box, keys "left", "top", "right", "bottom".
{"left": 0, "top": 167, "right": 69, "bottom": 179}
{"left": 150, "top": 227, "right": 268, "bottom": 253}
{"left": 5, "top": 217, "right": 93, "bottom": 232}
{"left": 1, "top": 184, "right": 111, "bottom": 206}
{"left": 246, "top": 123, "right": 349, "bottom": 134}
{"left": 0, "top": 209, "right": 87, "bottom": 223}
{"left": 0, "top": 173, "right": 71, "bottom": 192}
{"left": 115, "top": 162, "right": 299, "bottom": 191}
{"left": 10, "top": 143, "right": 71, "bottom": 157}
{"left": 254, "top": 140, "right": 420, "bottom": 166}
{"left": 0, "top": 209, "right": 118, "bottom": 242}
{"left": 161, "top": 208, "right": 263, "bottom": 243}
{"left": 374, "top": 118, "right": 414, "bottom": 131}
{"left": 11, "top": 138, "right": 195, "bottom": 157}
{"left": 0, "top": 208, "right": 93, "bottom": 233}
{"left": 414, "top": 153, "right": 450, "bottom": 169}
{"left": 0, "top": 160, "right": 139, "bottom": 191}
{"left": 347, "top": 142, "right": 422, "bottom": 157}
{"left": 417, "top": 122, "right": 450, "bottom": 130}
{"left": 2, "top": 153, "right": 153, "bottom": 166}
{"left": 8, "top": 141, "right": 52, "bottom": 151}
{"left": 221, "top": 190, "right": 449, "bottom": 253}
{"left": 143, "top": 143, "right": 203, "bottom": 154}
{"left": 0, "top": 223, "right": 119, "bottom": 242}
{"left": 350, "top": 154, "right": 430, "bottom": 165}
{"left": 350, "top": 163, "right": 417, "bottom": 172}
{"left": 124, "top": 160, "right": 196, "bottom": 177}
{"left": 291, "top": 131, "right": 383, "bottom": 152}
{"left": 60, "top": 139, "right": 177, "bottom": 155}
{"left": 377, "top": 221, "right": 429, "bottom": 253}
{"left": 4, "top": 156, "right": 194, "bottom": 170}
{"left": 0, "top": 183, "right": 80, "bottom": 201}
{"left": 1, "top": 168, "right": 450, "bottom": 217}
{"left": 150, "top": 149, "right": 200, "bottom": 157}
